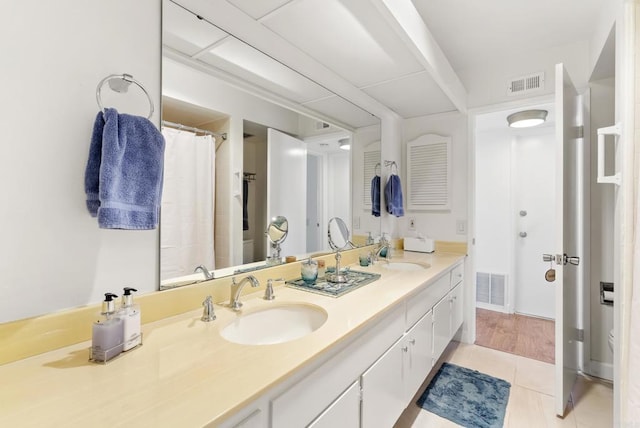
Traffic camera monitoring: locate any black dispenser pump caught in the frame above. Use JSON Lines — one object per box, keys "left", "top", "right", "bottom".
{"left": 101, "top": 292, "right": 118, "bottom": 315}
{"left": 122, "top": 287, "right": 138, "bottom": 307}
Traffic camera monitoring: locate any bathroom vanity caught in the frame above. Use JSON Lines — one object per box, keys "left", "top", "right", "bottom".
{"left": 0, "top": 250, "right": 465, "bottom": 427}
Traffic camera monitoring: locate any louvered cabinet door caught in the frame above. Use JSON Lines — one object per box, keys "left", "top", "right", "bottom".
{"left": 407, "top": 134, "right": 451, "bottom": 211}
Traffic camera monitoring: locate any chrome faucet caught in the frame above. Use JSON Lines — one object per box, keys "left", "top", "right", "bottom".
{"left": 229, "top": 275, "right": 260, "bottom": 310}
{"left": 371, "top": 242, "right": 391, "bottom": 265}
{"left": 201, "top": 296, "right": 216, "bottom": 322}
{"left": 194, "top": 264, "right": 214, "bottom": 280}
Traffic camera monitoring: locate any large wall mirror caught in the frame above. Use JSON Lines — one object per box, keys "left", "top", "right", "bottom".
{"left": 160, "top": 0, "right": 381, "bottom": 289}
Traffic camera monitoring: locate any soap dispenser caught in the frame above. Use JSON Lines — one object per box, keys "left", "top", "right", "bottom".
{"left": 366, "top": 232, "right": 374, "bottom": 245}
{"left": 91, "top": 293, "right": 124, "bottom": 362}
{"left": 120, "top": 287, "right": 141, "bottom": 351}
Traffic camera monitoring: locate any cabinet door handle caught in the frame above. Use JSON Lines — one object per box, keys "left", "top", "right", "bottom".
{"left": 402, "top": 346, "right": 408, "bottom": 352}
{"left": 409, "top": 339, "right": 416, "bottom": 345}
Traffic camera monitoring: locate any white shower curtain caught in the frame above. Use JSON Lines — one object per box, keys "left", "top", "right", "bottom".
{"left": 160, "top": 128, "right": 215, "bottom": 280}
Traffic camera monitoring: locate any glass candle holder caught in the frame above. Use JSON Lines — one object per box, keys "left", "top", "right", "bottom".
{"left": 301, "top": 258, "right": 318, "bottom": 284}
{"left": 359, "top": 252, "right": 370, "bottom": 267}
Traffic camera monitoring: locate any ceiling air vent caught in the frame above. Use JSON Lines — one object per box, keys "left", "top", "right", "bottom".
{"left": 507, "top": 72, "right": 545, "bottom": 96}
{"left": 315, "top": 121, "right": 330, "bottom": 130}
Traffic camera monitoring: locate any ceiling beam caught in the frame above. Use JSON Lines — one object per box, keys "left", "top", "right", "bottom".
{"left": 176, "top": 0, "right": 401, "bottom": 122}
{"left": 371, "top": 0, "right": 468, "bottom": 113}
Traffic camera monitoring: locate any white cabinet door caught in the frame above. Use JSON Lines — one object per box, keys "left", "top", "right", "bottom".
{"left": 451, "top": 283, "right": 464, "bottom": 336}
{"left": 308, "top": 381, "right": 360, "bottom": 428}
{"left": 432, "top": 295, "right": 451, "bottom": 362}
{"left": 405, "top": 310, "right": 433, "bottom": 401}
{"left": 361, "top": 338, "right": 405, "bottom": 428}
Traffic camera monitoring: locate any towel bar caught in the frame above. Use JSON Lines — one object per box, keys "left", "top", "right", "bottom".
{"left": 96, "top": 73, "right": 154, "bottom": 119}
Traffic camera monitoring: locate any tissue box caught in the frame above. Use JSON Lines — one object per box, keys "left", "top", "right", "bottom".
{"left": 403, "top": 237, "right": 434, "bottom": 253}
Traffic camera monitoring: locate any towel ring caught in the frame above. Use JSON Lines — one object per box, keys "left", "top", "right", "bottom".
{"left": 96, "top": 73, "right": 155, "bottom": 119}
{"left": 374, "top": 162, "right": 381, "bottom": 176}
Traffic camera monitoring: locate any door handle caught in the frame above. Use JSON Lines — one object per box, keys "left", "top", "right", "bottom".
{"left": 519, "top": 232, "right": 527, "bottom": 238}
{"left": 542, "top": 254, "right": 554, "bottom": 262}
{"left": 563, "top": 254, "right": 580, "bottom": 266}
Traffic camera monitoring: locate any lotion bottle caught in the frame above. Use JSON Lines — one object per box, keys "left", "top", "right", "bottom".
{"left": 119, "top": 287, "right": 141, "bottom": 351}
{"left": 91, "top": 293, "right": 124, "bottom": 362}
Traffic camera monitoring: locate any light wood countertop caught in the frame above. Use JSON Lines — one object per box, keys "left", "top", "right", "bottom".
{"left": 0, "top": 251, "right": 465, "bottom": 427}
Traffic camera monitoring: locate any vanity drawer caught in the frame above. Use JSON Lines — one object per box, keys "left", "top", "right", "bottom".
{"left": 450, "top": 262, "right": 464, "bottom": 288}
{"left": 406, "top": 274, "right": 450, "bottom": 330}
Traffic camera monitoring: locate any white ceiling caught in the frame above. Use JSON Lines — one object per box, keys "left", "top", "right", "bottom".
{"left": 411, "top": 0, "right": 606, "bottom": 71}
{"left": 164, "top": 0, "right": 606, "bottom": 128}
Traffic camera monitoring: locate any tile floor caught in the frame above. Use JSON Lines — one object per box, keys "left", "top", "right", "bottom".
{"left": 395, "top": 342, "right": 613, "bottom": 428}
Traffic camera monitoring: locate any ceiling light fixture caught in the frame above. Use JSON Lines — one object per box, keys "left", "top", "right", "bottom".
{"left": 339, "top": 138, "right": 350, "bottom": 150}
{"left": 506, "top": 109, "right": 548, "bottom": 128}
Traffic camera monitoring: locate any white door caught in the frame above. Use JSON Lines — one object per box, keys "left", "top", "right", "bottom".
{"left": 361, "top": 338, "right": 405, "bottom": 428}
{"left": 307, "top": 381, "right": 360, "bottom": 428}
{"left": 513, "top": 130, "right": 556, "bottom": 318}
{"left": 554, "top": 63, "right": 583, "bottom": 417}
{"left": 306, "top": 153, "right": 322, "bottom": 253}
{"left": 267, "top": 128, "right": 307, "bottom": 257}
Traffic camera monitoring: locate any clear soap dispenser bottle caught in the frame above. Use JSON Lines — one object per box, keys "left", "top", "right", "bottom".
{"left": 120, "top": 287, "right": 141, "bottom": 351}
{"left": 366, "top": 232, "right": 374, "bottom": 245}
{"left": 91, "top": 293, "right": 124, "bottom": 362}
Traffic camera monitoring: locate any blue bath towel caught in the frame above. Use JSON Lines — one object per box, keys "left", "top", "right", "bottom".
{"left": 85, "top": 108, "right": 165, "bottom": 229}
{"left": 371, "top": 175, "right": 381, "bottom": 217}
{"left": 384, "top": 174, "right": 404, "bottom": 217}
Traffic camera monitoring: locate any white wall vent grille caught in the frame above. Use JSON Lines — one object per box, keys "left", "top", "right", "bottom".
{"left": 363, "top": 149, "right": 380, "bottom": 207}
{"left": 476, "top": 272, "right": 507, "bottom": 307}
{"left": 507, "top": 72, "right": 545, "bottom": 96}
{"left": 406, "top": 134, "right": 451, "bottom": 211}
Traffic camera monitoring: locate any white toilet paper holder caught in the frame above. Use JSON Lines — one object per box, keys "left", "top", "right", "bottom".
{"left": 600, "top": 282, "right": 614, "bottom": 306}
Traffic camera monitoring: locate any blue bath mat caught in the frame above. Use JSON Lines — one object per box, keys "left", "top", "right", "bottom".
{"left": 417, "top": 363, "right": 511, "bottom": 428}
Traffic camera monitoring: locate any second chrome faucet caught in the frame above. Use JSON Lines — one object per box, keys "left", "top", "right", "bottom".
{"left": 229, "top": 275, "right": 260, "bottom": 310}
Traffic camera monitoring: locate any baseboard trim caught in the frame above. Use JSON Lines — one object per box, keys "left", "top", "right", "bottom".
{"left": 586, "top": 359, "right": 614, "bottom": 381}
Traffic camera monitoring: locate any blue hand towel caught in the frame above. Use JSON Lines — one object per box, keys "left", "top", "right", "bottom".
{"left": 243, "top": 179, "right": 249, "bottom": 231}
{"left": 371, "top": 175, "right": 381, "bottom": 217}
{"left": 85, "top": 108, "right": 165, "bottom": 229}
{"left": 384, "top": 174, "right": 405, "bottom": 217}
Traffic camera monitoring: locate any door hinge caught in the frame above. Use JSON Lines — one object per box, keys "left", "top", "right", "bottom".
{"left": 575, "top": 125, "right": 584, "bottom": 139}
{"left": 359, "top": 385, "right": 363, "bottom": 402}
{"left": 577, "top": 328, "right": 584, "bottom": 342}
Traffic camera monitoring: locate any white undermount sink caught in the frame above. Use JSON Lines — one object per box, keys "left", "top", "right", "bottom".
{"left": 220, "top": 303, "right": 328, "bottom": 345}
{"left": 381, "top": 262, "right": 430, "bottom": 271}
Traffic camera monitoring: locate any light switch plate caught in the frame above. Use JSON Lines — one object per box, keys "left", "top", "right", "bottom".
{"left": 456, "top": 220, "right": 466, "bottom": 234}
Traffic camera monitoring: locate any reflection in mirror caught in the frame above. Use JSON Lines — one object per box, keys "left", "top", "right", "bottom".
{"left": 326, "top": 217, "right": 355, "bottom": 284}
{"left": 160, "top": 0, "right": 382, "bottom": 289}
{"left": 265, "top": 215, "right": 288, "bottom": 265}
{"left": 328, "top": 217, "right": 353, "bottom": 251}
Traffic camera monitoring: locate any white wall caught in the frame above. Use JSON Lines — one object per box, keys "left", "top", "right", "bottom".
{"left": 475, "top": 129, "right": 512, "bottom": 275}
{"left": 589, "top": 78, "right": 616, "bottom": 369}
{"left": 0, "top": 0, "right": 161, "bottom": 323}
{"left": 399, "top": 112, "right": 468, "bottom": 242}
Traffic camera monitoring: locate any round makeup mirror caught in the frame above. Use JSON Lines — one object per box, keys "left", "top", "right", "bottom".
{"left": 328, "top": 217, "right": 353, "bottom": 251}
{"left": 265, "top": 216, "right": 288, "bottom": 264}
